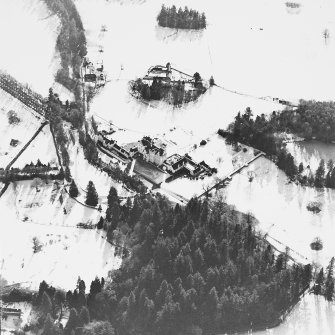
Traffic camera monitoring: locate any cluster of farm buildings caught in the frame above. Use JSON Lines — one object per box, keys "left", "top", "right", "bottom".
{"left": 97, "top": 131, "right": 215, "bottom": 185}
{"left": 142, "top": 62, "right": 205, "bottom": 92}
{"left": 83, "top": 57, "right": 106, "bottom": 87}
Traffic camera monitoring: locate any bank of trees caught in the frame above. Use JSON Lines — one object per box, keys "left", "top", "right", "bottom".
{"left": 225, "top": 108, "right": 335, "bottom": 189}
{"left": 24, "top": 278, "right": 114, "bottom": 335}
{"left": 42, "top": 0, "right": 87, "bottom": 93}
{"left": 313, "top": 257, "right": 335, "bottom": 302}
{"left": 157, "top": 5, "right": 206, "bottom": 30}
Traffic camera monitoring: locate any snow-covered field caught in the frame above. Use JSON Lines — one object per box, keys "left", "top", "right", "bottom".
{"left": 0, "top": 0, "right": 60, "bottom": 96}
{"left": 11, "top": 124, "right": 59, "bottom": 169}
{"left": 0, "top": 88, "right": 44, "bottom": 169}
{"left": 0, "top": 180, "right": 121, "bottom": 290}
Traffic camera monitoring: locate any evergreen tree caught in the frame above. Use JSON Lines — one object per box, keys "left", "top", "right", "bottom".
{"left": 324, "top": 257, "right": 335, "bottom": 301}
{"left": 325, "top": 281, "right": 334, "bottom": 301}
{"left": 85, "top": 181, "right": 99, "bottom": 207}
{"left": 315, "top": 159, "right": 325, "bottom": 187}
{"left": 298, "top": 162, "right": 304, "bottom": 174}
{"left": 64, "top": 308, "right": 79, "bottom": 335}
{"left": 41, "top": 313, "right": 61, "bottom": 335}
{"left": 107, "top": 186, "right": 119, "bottom": 207}
{"left": 329, "top": 168, "right": 335, "bottom": 188}
{"left": 41, "top": 291, "right": 53, "bottom": 317}
{"left": 325, "top": 170, "right": 332, "bottom": 188}
{"left": 97, "top": 216, "right": 104, "bottom": 230}
{"left": 79, "top": 306, "right": 91, "bottom": 327}
{"left": 314, "top": 268, "right": 324, "bottom": 295}
{"left": 69, "top": 180, "right": 79, "bottom": 198}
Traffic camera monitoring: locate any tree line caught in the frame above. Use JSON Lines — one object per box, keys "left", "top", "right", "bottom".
{"left": 42, "top": 0, "right": 87, "bottom": 93}
{"left": 224, "top": 108, "right": 335, "bottom": 189}
{"left": 313, "top": 257, "right": 335, "bottom": 302}
{"left": 19, "top": 278, "right": 115, "bottom": 335}
{"left": 157, "top": 5, "right": 207, "bottom": 30}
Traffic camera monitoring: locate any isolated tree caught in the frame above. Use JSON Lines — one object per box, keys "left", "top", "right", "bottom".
{"left": 7, "top": 110, "right": 20, "bottom": 125}
{"left": 323, "top": 29, "right": 330, "bottom": 44}
{"left": 85, "top": 181, "right": 99, "bottom": 207}
{"left": 64, "top": 308, "right": 79, "bottom": 335}
{"left": 69, "top": 180, "right": 79, "bottom": 198}
{"left": 32, "top": 237, "right": 42, "bottom": 253}
{"left": 97, "top": 216, "right": 104, "bottom": 230}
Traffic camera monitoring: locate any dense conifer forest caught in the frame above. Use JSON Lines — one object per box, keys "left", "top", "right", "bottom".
{"left": 157, "top": 5, "right": 207, "bottom": 30}
{"left": 24, "top": 192, "right": 312, "bottom": 335}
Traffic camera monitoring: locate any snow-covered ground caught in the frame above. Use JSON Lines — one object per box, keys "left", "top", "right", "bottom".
{"left": 0, "top": 180, "right": 121, "bottom": 290}
{"left": 0, "top": 0, "right": 60, "bottom": 96}
{"left": 0, "top": 88, "right": 44, "bottom": 169}
{"left": 11, "top": 124, "right": 59, "bottom": 169}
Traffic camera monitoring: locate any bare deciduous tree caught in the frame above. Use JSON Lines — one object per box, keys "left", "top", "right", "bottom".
{"left": 323, "top": 29, "right": 330, "bottom": 44}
